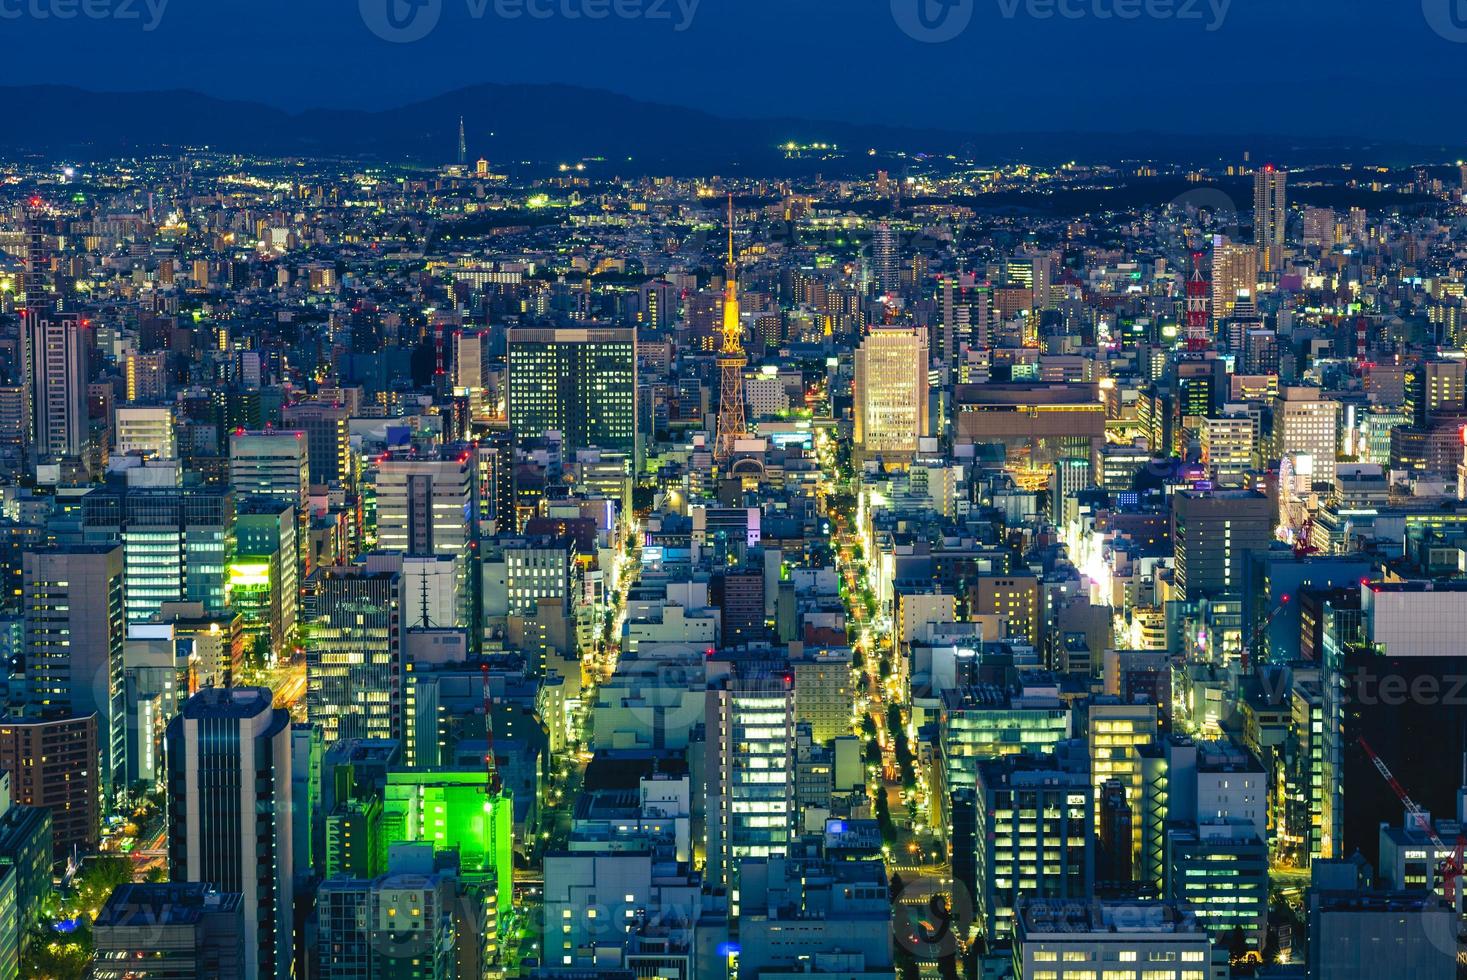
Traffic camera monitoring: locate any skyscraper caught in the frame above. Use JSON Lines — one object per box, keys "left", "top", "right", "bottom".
{"left": 872, "top": 220, "right": 899, "bottom": 294}
{"left": 1273, "top": 384, "right": 1340, "bottom": 487}
{"left": 853, "top": 325, "right": 929, "bottom": 462}
{"left": 26, "top": 311, "right": 88, "bottom": 461}
{"left": 1171, "top": 489, "right": 1274, "bottom": 603}
{"left": 166, "top": 687, "right": 293, "bottom": 980}
{"left": 1254, "top": 164, "right": 1288, "bottom": 272}
{"left": 282, "top": 401, "right": 354, "bottom": 488}
{"left": 705, "top": 658, "right": 795, "bottom": 889}
{"left": 1211, "top": 240, "right": 1259, "bottom": 321}
{"left": 22, "top": 545, "right": 126, "bottom": 797}
{"left": 506, "top": 327, "right": 637, "bottom": 458}
{"left": 303, "top": 566, "right": 403, "bottom": 743}
{"left": 374, "top": 453, "right": 474, "bottom": 557}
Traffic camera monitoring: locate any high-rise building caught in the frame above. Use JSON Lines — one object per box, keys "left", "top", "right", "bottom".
{"left": 506, "top": 327, "right": 637, "bottom": 458}
{"left": 705, "top": 658, "right": 795, "bottom": 890}
{"left": 872, "top": 221, "right": 899, "bottom": 294}
{"left": 1405, "top": 358, "right": 1467, "bottom": 428}
{"left": 92, "top": 882, "right": 246, "bottom": 980}
{"left": 282, "top": 401, "right": 354, "bottom": 488}
{"left": 232, "top": 500, "right": 300, "bottom": 655}
{"left": 374, "top": 453, "right": 474, "bottom": 557}
{"left": 853, "top": 325, "right": 928, "bottom": 462}
{"left": 968, "top": 749, "right": 1094, "bottom": 944}
{"left": 1254, "top": 164, "right": 1288, "bottom": 271}
{"left": 165, "top": 687, "right": 293, "bottom": 980}
{"left": 0, "top": 715, "right": 98, "bottom": 859}
{"left": 1211, "top": 241, "right": 1259, "bottom": 322}
{"left": 1273, "top": 384, "right": 1340, "bottom": 487}
{"left": 81, "top": 486, "right": 234, "bottom": 624}
{"left": 22, "top": 544, "right": 126, "bottom": 797}
{"left": 26, "top": 311, "right": 88, "bottom": 460}
{"left": 229, "top": 429, "right": 309, "bottom": 512}
{"left": 123, "top": 350, "right": 168, "bottom": 404}
{"left": 303, "top": 565, "right": 403, "bottom": 743}
{"left": 1171, "top": 489, "right": 1274, "bottom": 603}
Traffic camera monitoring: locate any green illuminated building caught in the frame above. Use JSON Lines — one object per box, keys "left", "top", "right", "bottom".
{"left": 381, "top": 770, "right": 514, "bottom": 934}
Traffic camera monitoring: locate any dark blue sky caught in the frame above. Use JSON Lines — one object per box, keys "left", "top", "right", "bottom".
{"left": 6, "top": 0, "right": 1466, "bottom": 140}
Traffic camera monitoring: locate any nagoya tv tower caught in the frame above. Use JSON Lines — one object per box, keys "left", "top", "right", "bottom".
{"left": 714, "top": 194, "right": 748, "bottom": 463}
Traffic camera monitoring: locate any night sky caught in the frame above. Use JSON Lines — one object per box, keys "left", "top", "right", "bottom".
{"left": 5, "top": 0, "right": 1466, "bottom": 140}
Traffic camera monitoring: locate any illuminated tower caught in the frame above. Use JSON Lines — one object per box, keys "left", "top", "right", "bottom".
{"left": 1254, "top": 164, "right": 1288, "bottom": 272}
{"left": 457, "top": 116, "right": 467, "bottom": 167}
{"left": 1184, "top": 251, "right": 1211, "bottom": 350}
{"left": 714, "top": 195, "right": 748, "bottom": 463}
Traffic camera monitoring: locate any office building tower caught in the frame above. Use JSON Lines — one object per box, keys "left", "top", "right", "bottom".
{"left": 81, "top": 486, "right": 235, "bottom": 624}
{"left": 1171, "top": 489, "right": 1274, "bottom": 603}
{"left": 506, "top": 326, "right": 637, "bottom": 457}
{"left": 705, "top": 659, "right": 795, "bottom": 889}
{"left": 123, "top": 350, "right": 168, "bottom": 404}
{"left": 166, "top": 687, "right": 293, "bottom": 980}
{"left": 303, "top": 565, "right": 403, "bottom": 743}
{"left": 22, "top": 544, "right": 126, "bottom": 797}
{"left": 114, "top": 405, "right": 176, "bottom": 459}
{"left": 0, "top": 714, "right": 98, "bottom": 859}
{"left": 1405, "top": 359, "right": 1467, "bottom": 428}
{"left": 374, "top": 453, "right": 474, "bottom": 557}
{"left": 968, "top": 750, "right": 1094, "bottom": 944}
{"left": 712, "top": 564, "right": 765, "bottom": 646}
{"left": 1087, "top": 699, "right": 1159, "bottom": 869}
{"left": 790, "top": 647, "right": 855, "bottom": 745}
{"left": 1254, "top": 164, "right": 1288, "bottom": 271}
{"left": 1199, "top": 412, "right": 1257, "bottom": 486}
{"left": 92, "top": 882, "right": 246, "bottom": 980}
{"left": 453, "top": 329, "right": 491, "bottom": 420}
{"left": 1273, "top": 384, "right": 1340, "bottom": 487}
{"left": 854, "top": 325, "right": 928, "bottom": 462}
{"left": 229, "top": 429, "right": 309, "bottom": 512}
{"left": 872, "top": 221, "right": 899, "bottom": 294}
{"left": 282, "top": 401, "right": 354, "bottom": 488}
{"left": 232, "top": 500, "right": 300, "bottom": 655}
{"left": 1211, "top": 241, "right": 1259, "bottom": 322}
{"left": 27, "top": 311, "right": 88, "bottom": 460}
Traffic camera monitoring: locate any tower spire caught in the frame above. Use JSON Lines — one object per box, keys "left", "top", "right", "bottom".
{"left": 714, "top": 195, "right": 748, "bottom": 464}
{"left": 458, "top": 116, "right": 467, "bottom": 167}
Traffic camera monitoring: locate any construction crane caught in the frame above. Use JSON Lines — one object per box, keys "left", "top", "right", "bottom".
{"left": 481, "top": 663, "right": 501, "bottom": 795}
{"left": 1358, "top": 736, "right": 1465, "bottom": 905}
{"left": 1239, "top": 594, "right": 1290, "bottom": 672}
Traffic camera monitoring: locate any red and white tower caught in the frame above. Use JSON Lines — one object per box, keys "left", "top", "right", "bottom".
{"left": 1184, "top": 250, "right": 1211, "bottom": 351}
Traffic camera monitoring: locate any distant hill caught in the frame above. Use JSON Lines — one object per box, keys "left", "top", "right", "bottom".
{"left": 2, "top": 83, "right": 1458, "bottom": 171}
